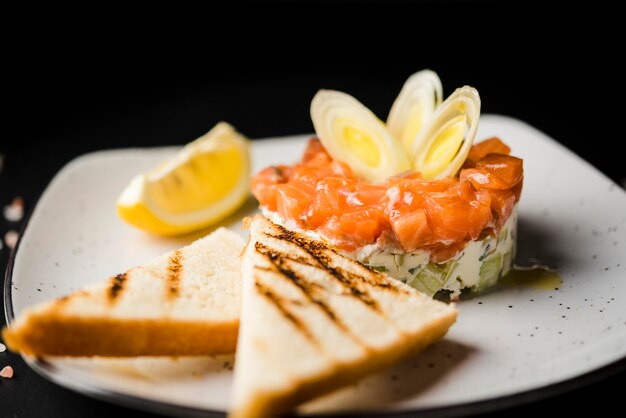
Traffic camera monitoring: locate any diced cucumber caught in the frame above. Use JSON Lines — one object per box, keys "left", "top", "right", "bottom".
{"left": 357, "top": 207, "right": 518, "bottom": 297}
{"left": 472, "top": 253, "right": 503, "bottom": 293}
{"left": 407, "top": 261, "right": 458, "bottom": 296}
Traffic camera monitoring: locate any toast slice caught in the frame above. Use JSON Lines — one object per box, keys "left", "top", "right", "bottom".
{"left": 2, "top": 227, "right": 244, "bottom": 357}
{"left": 230, "top": 216, "right": 457, "bottom": 418}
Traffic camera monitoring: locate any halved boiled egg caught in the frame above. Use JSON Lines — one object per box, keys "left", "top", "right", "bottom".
{"left": 311, "top": 90, "right": 411, "bottom": 183}
{"left": 387, "top": 69, "right": 443, "bottom": 153}
{"left": 410, "top": 86, "right": 481, "bottom": 179}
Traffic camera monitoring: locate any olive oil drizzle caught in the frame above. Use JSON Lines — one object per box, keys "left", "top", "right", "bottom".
{"left": 501, "top": 266, "right": 561, "bottom": 290}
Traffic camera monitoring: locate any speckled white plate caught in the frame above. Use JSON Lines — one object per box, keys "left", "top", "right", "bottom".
{"left": 5, "top": 115, "right": 626, "bottom": 417}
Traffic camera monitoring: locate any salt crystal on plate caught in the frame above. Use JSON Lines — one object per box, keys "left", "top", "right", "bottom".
{"left": 4, "top": 230, "right": 19, "bottom": 249}
{"left": 0, "top": 343, "right": 5, "bottom": 352}
{"left": 0, "top": 366, "right": 13, "bottom": 378}
{"left": 4, "top": 197, "right": 24, "bottom": 222}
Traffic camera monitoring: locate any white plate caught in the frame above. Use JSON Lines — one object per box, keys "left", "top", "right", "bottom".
{"left": 5, "top": 115, "right": 626, "bottom": 417}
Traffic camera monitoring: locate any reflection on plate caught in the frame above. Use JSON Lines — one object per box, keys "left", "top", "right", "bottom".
{"left": 6, "top": 115, "right": 626, "bottom": 416}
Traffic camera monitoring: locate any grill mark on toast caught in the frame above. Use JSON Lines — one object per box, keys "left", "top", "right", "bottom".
{"left": 254, "top": 247, "right": 315, "bottom": 271}
{"left": 108, "top": 273, "right": 127, "bottom": 301}
{"left": 166, "top": 250, "right": 184, "bottom": 297}
{"left": 255, "top": 265, "right": 321, "bottom": 307}
{"left": 254, "top": 279, "right": 318, "bottom": 345}
{"left": 256, "top": 243, "right": 343, "bottom": 322}
{"left": 261, "top": 228, "right": 384, "bottom": 311}
{"left": 261, "top": 233, "right": 380, "bottom": 311}
{"left": 255, "top": 242, "right": 370, "bottom": 347}
{"left": 268, "top": 223, "right": 406, "bottom": 293}
{"left": 340, "top": 268, "right": 408, "bottom": 297}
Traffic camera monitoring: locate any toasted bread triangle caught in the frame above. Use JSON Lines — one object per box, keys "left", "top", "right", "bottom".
{"left": 2, "top": 227, "right": 244, "bottom": 357}
{"left": 230, "top": 216, "right": 457, "bottom": 418}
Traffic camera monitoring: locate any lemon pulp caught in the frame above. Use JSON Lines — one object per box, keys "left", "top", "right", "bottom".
{"left": 117, "top": 122, "right": 250, "bottom": 236}
{"left": 145, "top": 146, "right": 245, "bottom": 214}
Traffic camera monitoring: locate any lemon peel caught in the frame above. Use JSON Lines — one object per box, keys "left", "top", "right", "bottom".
{"left": 117, "top": 122, "right": 250, "bottom": 236}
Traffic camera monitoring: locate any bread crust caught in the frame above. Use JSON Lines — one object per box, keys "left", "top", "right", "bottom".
{"left": 2, "top": 227, "right": 244, "bottom": 357}
{"left": 229, "top": 313, "right": 455, "bottom": 418}
{"left": 230, "top": 215, "right": 457, "bottom": 418}
{"left": 3, "top": 315, "right": 239, "bottom": 357}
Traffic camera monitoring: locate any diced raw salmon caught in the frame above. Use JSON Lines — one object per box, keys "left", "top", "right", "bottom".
{"left": 461, "top": 155, "right": 523, "bottom": 190}
{"left": 465, "top": 137, "right": 511, "bottom": 167}
{"left": 251, "top": 138, "right": 523, "bottom": 263}
{"left": 390, "top": 209, "right": 432, "bottom": 252}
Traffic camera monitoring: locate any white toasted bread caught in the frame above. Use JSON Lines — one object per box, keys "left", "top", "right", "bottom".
{"left": 230, "top": 216, "right": 457, "bottom": 418}
{"left": 2, "top": 227, "right": 244, "bottom": 357}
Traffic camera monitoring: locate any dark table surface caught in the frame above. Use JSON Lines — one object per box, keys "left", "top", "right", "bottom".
{"left": 1, "top": 2, "right": 624, "bottom": 417}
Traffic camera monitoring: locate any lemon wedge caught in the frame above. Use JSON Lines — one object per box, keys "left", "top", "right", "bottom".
{"left": 387, "top": 69, "right": 443, "bottom": 153}
{"left": 310, "top": 90, "right": 410, "bottom": 183}
{"left": 410, "top": 86, "right": 481, "bottom": 179}
{"left": 117, "top": 122, "right": 250, "bottom": 236}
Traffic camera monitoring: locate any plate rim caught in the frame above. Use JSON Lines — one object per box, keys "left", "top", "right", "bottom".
{"left": 4, "top": 114, "right": 626, "bottom": 417}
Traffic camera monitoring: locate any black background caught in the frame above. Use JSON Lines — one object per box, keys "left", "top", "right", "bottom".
{"left": 1, "top": 1, "right": 624, "bottom": 417}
